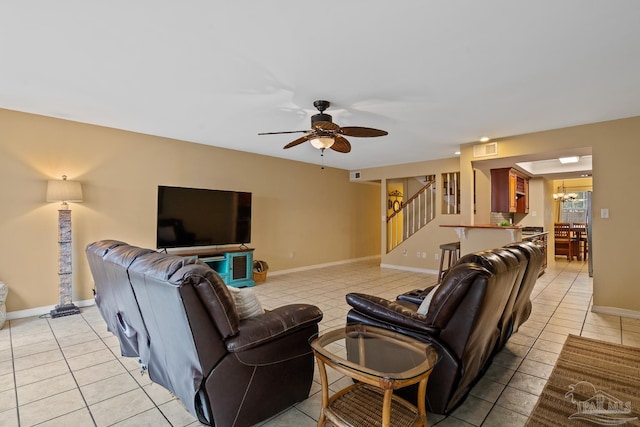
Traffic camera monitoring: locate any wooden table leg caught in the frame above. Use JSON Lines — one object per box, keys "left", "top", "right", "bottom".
{"left": 316, "top": 357, "right": 328, "bottom": 427}
{"left": 382, "top": 389, "right": 393, "bottom": 427}
{"left": 358, "top": 334, "right": 366, "bottom": 366}
{"left": 416, "top": 377, "right": 429, "bottom": 426}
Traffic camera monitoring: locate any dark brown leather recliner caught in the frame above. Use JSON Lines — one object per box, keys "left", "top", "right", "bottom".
{"left": 395, "top": 241, "right": 543, "bottom": 352}
{"left": 85, "top": 240, "right": 156, "bottom": 362}
{"left": 503, "top": 241, "right": 544, "bottom": 336}
{"left": 86, "top": 240, "right": 323, "bottom": 427}
{"left": 345, "top": 246, "right": 522, "bottom": 415}
{"left": 455, "top": 246, "right": 527, "bottom": 352}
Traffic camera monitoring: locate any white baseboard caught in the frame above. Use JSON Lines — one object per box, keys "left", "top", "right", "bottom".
{"left": 7, "top": 299, "right": 96, "bottom": 321}
{"left": 269, "top": 255, "right": 380, "bottom": 277}
{"left": 591, "top": 305, "right": 640, "bottom": 320}
{"left": 380, "top": 263, "right": 439, "bottom": 275}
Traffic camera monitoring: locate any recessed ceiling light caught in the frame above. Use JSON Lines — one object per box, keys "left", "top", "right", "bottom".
{"left": 559, "top": 156, "right": 580, "bottom": 164}
{"left": 480, "top": 136, "right": 490, "bottom": 142}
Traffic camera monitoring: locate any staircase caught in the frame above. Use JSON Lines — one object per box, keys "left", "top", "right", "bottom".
{"left": 387, "top": 180, "right": 436, "bottom": 252}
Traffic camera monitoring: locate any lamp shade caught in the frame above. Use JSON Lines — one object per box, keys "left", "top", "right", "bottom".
{"left": 46, "top": 176, "right": 83, "bottom": 203}
{"left": 310, "top": 136, "right": 334, "bottom": 149}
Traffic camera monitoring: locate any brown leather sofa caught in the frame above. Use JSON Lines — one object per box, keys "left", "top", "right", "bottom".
{"left": 345, "top": 242, "right": 543, "bottom": 415}
{"left": 86, "top": 240, "right": 323, "bottom": 426}
{"left": 503, "top": 242, "right": 545, "bottom": 337}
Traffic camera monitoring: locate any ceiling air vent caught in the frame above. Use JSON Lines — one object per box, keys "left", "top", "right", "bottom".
{"left": 473, "top": 142, "right": 498, "bottom": 157}
{"left": 349, "top": 171, "right": 362, "bottom": 181}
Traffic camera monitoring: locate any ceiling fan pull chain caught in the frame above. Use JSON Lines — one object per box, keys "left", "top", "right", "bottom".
{"left": 320, "top": 148, "right": 325, "bottom": 169}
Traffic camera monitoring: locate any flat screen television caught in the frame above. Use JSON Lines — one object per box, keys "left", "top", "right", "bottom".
{"left": 156, "top": 185, "right": 251, "bottom": 249}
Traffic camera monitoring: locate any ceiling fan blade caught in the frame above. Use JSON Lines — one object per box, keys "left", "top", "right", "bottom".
{"left": 283, "top": 135, "right": 312, "bottom": 149}
{"left": 312, "top": 121, "right": 340, "bottom": 132}
{"left": 339, "top": 126, "right": 388, "bottom": 138}
{"left": 330, "top": 135, "right": 351, "bottom": 153}
{"left": 258, "top": 130, "right": 309, "bottom": 135}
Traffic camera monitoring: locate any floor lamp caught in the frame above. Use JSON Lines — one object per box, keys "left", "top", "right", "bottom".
{"left": 47, "top": 175, "right": 83, "bottom": 318}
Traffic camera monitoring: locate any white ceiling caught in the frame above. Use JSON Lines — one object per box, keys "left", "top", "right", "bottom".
{"left": 2, "top": 1, "right": 640, "bottom": 171}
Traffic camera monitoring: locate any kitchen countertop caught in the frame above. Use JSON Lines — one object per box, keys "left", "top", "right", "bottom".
{"left": 440, "top": 224, "right": 523, "bottom": 254}
{"left": 522, "top": 231, "right": 549, "bottom": 238}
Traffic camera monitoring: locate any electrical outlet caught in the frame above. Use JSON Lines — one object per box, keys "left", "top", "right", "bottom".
{"left": 422, "top": 252, "right": 427, "bottom": 258}
{"left": 403, "top": 249, "right": 408, "bottom": 257}
{"left": 416, "top": 251, "right": 421, "bottom": 258}
{"left": 601, "top": 208, "right": 609, "bottom": 218}
{"left": 434, "top": 253, "right": 439, "bottom": 260}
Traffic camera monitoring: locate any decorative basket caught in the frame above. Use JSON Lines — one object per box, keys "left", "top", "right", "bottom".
{"left": 253, "top": 270, "right": 268, "bottom": 283}
{"left": 253, "top": 260, "right": 269, "bottom": 283}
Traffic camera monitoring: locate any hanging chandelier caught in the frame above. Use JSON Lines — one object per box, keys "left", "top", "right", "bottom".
{"left": 553, "top": 181, "right": 578, "bottom": 201}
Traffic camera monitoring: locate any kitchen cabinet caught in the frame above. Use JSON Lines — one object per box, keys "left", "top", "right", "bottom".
{"left": 491, "top": 168, "right": 529, "bottom": 213}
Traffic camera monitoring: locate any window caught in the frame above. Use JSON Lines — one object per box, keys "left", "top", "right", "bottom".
{"left": 559, "top": 191, "right": 588, "bottom": 223}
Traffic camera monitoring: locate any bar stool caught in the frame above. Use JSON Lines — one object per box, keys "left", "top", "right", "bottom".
{"left": 437, "top": 242, "right": 460, "bottom": 284}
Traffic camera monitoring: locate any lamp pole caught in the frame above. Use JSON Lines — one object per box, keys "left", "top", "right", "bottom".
{"left": 47, "top": 175, "right": 83, "bottom": 318}
{"left": 51, "top": 205, "right": 80, "bottom": 317}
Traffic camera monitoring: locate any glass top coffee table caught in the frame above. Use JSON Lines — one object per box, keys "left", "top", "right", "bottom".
{"left": 310, "top": 324, "right": 438, "bottom": 427}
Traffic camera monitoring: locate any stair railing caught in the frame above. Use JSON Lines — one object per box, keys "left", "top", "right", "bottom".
{"left": 386, "top": 180, "right": 436, "bottom": 252}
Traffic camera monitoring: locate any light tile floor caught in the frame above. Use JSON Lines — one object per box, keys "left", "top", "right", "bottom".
{"left": 1, "top": 257, "right": 639, "bottom": 426}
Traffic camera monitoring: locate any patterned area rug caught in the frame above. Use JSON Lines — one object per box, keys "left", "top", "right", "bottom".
{"left": 526, "top": 334, "right": 640, "bottom": 426}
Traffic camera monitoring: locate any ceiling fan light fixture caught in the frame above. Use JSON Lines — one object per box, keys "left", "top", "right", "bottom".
{"left": 310, "top": 136, "right": 334, "bottom": 149}
{"left": 259, "top": 99, "right": 387, "bottom": 154}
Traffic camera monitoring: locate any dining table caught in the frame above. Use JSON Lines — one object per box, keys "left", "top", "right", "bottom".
{"left": 555, "top": 223, "right": 588, "bottom": 261}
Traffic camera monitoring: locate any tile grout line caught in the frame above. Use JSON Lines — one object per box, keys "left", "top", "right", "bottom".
{"left": 8, "top": 320, "right": 21, "bottom": 427}
{"left": 44, "top": 313, "right": 99, "bottom": 427}
{"left": 83, "top": 312, "right": 178, "bottom": 427}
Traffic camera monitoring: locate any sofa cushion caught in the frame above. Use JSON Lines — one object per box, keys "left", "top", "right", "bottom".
{"left": 227, "top": 286, "right": 265, "bottom": 319}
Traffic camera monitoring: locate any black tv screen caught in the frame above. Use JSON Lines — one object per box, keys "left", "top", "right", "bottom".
{"left": 157, "top": 186, "right": 251, "bottom": 249}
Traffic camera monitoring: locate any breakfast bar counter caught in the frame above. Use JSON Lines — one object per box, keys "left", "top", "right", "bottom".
{"left": 440, "top": 224, "right": 523, "bottom": 255}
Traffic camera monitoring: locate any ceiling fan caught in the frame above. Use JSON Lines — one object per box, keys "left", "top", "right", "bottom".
{"left": 258, "top": 100, "right": 388, "bottom": 153}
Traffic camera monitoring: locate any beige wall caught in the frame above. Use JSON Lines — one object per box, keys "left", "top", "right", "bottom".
{"left": 0, "top": 109, "right": 381, "bottom": 312}
{"left": 358, "top": 116, "right": 640, "bottom": 315}
{"left": 461, "top": 117, "right": 638, "bottom": 314}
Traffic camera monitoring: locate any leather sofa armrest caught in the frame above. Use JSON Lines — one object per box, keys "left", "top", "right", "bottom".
{"left": 346, "top": 293, "right": 438, "bottom": 335}
{"left": 396, "top": 285, "right": 438, "bottom": 305}
{"left": 225, "top": 304, "right": 323, "bottom": 352}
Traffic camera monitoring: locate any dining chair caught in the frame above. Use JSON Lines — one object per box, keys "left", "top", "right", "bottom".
{"left": 554, "top": 223, "right": 579, "bottom": 260}
{"left": 571, "top": 222, "right": 588, "bottom": 261}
